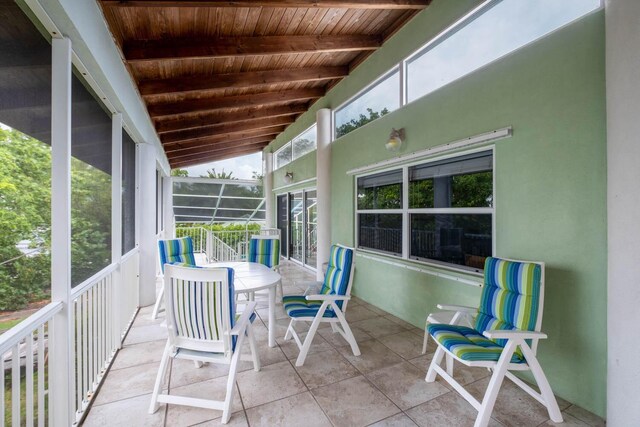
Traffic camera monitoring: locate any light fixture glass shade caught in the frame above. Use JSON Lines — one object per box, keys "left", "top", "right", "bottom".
{"left": 283, "top": 172, "right": 294, "bottom": 184}
{"left": 386, "top": 128, "right": 405, "bottom": 151}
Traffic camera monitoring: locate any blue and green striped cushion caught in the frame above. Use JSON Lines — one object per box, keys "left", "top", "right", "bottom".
{"left": 320, "top": 246, "right": 353, "bottom": 310}
{"left": 169, "top": 267, "right": 237, "bottom": 349}
{"left": 428, "top": 323, "right": 525, "bottom": 363}
{"left": 475, "top": 258, "right": 541, "bottom": 347}
{"left": 248, "top": 237, "right": 280, "bottom": 269}
{"left": 159, "top": 237, "right": 197, "bottom": 273}
{"left": 282, "top": 295, "right": 337, "bottom": 319}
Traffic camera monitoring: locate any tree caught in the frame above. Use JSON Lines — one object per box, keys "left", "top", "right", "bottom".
{"left": 171, "top": 168, "right": 189, "bottom": 177}
{"left": 336, "top": 107, "right": 390, "bottom": 138}
{"left": 202, "top": 168, "right": 236, "bottom": 180}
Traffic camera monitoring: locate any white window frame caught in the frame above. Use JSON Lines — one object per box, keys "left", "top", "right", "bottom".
{"left": 291, "top": 123, "right": 318, "bottom": 161}
{"left": 276, "top": 186, "right": 318, "bottom": 273}
{"left": 273, "top": 141, "right": 292, "bottom": 170}
{"left": 354, "top": 146, "right": 495, "bottom": 274}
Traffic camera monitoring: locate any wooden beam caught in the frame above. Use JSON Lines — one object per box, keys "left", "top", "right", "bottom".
{"left": 170, "top": 145, "right": 269, "bottom": 168}
{"left": 124, "top": 35, "right": 381, "bottom": 62}
{"left": 140, "top": 66, "right": 348, "bottom": 96}
{"left": 103, "top": 1, "right": 431, "bottom": 9}
{"left": 155, "top": 103, "right": 307, "bottom": 133}
{"left": 163, "top": 127, "right": 282, "bottom": 151}
{"left": 169, "top": 139, "right": 271, "bottom": 162}
{"left": 167, "top": 135, "right": 274, "bottom": 157}
{"left": 161, "top": 115, "right": 294, "bottom": 144}
{"left": 148, "top": 87, "right": 323, "bottom": 118}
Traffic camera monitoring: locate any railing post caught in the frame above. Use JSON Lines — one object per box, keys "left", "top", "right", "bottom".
{"left": 50, "top": 37, "right": 75, "bottom": 426}
{"left": 111, "top": 113, "right": 123, "bottom": 349}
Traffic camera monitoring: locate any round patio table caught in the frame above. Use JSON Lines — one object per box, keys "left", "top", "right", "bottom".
{"left": 205, "top": 261, "right": 280, "bottom": 348}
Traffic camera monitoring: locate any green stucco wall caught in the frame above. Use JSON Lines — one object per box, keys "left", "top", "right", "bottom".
{"left": 267, "top": 0, "right": 606, "bottom": 417}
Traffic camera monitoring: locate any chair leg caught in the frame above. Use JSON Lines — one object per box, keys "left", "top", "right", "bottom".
{"left": 426, "top": 346, "right": 446, "bottom": 382}
{"left": 422, "top": 320, "right": 429, "bottom": 354}
{"left": 148, "top": 340, "right": 171, "bottom": 414}
{"left": 151, "top": 286, "right": 164, "bottom": 320}
{"left": 474, "top": 340, "right": 517, "bottom": 427}
{"left": 334, "top": 306, "right": 360, "bottom": 357}
{"left": 446, "top": 354, "right": 454, "bottom": 377}
{"left": 521, "top": 344, "right": 563, "bottom": 423}
{"left": 222, "top": 333, "right": 245, "bottom": 424}
{"left": 277, "top": 280, "right": 283, "bottom": 303}
{"left": 284, "top": 318, "right": 295, "bottom": 341}
{"left": 246, "top": 323, "right": 261, "bottom": 372}
{"left": 294, "top": 303, "right": 329, "bottom": 366}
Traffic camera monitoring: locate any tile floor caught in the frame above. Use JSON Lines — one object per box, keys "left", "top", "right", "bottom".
{"left": 82, "top": 261, "right": 605, "bottom": 427}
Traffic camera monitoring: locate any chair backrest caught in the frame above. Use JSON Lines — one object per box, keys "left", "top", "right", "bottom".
{"left": 320, "top": 245, "right": 355, "bottom": 310}
{"left": 475, "top": 257, "right": 545, "bottom": 351}
{"left": 158, "top": 237, "right": 197, "bottom": 273}
{"left": 248, "top": 235, "right": 280, "bottom": 269}
{"left": 163, "top": 264, "right": 236, "bottom": 356}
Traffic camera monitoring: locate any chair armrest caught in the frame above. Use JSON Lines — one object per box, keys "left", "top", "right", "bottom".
{"left": 305, "top": 294, "right": 350, "bottom": 301}
{"left": 436, "top": 304, "right": 476, "bottom": 313}
{"left": 299, "top": 281, "right": 323, "bottom": 296}
{"left": 230, "top": 301, "right": 257, "bottom": 336}
{"left": 483, "top": 329, "right": 547, "bottom": 340}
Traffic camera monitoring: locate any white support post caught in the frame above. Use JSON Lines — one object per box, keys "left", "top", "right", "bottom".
{"left": 50, "top": 37, "right": 75, "bottom": 427}
{"left": 111, "top": 114, "right": 123, "bottom": 348}
{"left": 139, "top": 144, "right": 159, "bottom": 306}
{"left": 163, "top": 175, "right": 174, "bottom": 239}
{"left": 264, "top": 152, "right": 274, "bottom": 228}
{"left": 316, "top": 108, "right": 332, "bottom": 280}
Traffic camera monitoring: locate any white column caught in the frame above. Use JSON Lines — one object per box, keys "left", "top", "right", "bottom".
{"left": 316, "top": 108, "right": 332, "bottom": 280}
{"left": 264, "top": 152, "right": 274, "bottom": 228}
{"left": 111, "top": 114, "right": 123, "bottom": 348}
{"left": 163, "top": 174, "right": 174, "bottom": 238}
{"left": 139, "top": 144, "right": 158, "bottom": 306}
{"left": 606, "top": 0, "right": 640, "bottom": 424}
{"left": 50, "top": 37, "right": 75, "bottom": 427}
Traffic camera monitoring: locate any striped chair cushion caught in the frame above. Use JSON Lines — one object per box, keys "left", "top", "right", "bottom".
{"left": 282, "top": 295, "right": 337, "bottom": 319}
{"left": 248, "top": 237, "right": 280, "bottom": 269}
{"left": 170, "top": 267, "right": 237, "bottom": 349}
{"left": 320, "top": 245, "right": 354, "bottom": 310}
{"left": 159, "top": 237, "right": 197, "bottom": 273}
{"left": 428, "top": 323, "right": 525, "bottom": 364}
{"left": 475, "top": 257, "right": 541, "bottom": 347}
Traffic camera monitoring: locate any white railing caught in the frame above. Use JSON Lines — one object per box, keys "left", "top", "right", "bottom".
{"left": 174, "top": 227, "right": 281, "bottom": 262}
{"left": 0, "top": 301, "right": 62, "bottom": 426}
{"left": 176, "top": 227, "right": 207, "bottom": 255}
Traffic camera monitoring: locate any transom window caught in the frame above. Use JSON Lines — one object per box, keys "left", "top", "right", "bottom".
{"left": 356, "top": 150, "right": 493, "bottom": 272}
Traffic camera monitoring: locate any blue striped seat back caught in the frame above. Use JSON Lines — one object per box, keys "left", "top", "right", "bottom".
{"left": 475, "top": 257, "right": 542, "bottom": 346}
{"left": 248, "top": 237, "right": 280, "bottom": 268}
{"left": 159, "top": 237, "right": 197, "bottom": 273}
{"left": 320, "top": 245, "right": 354, "bottom": 309}
{"left": 168, "top": 267, "right": 236, "bottom": 349}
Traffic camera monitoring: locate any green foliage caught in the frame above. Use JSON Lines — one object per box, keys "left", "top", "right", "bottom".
{"left": 336, "top": 107, "right": 389, "bottom": 138}
{"left": 451, "top": 171, "right": 493, "bottom": 207}
{"left": 202, "top": 168, "right": 236, "bottom": 179}
{"left": 171, "top": 168, "right": 189, "bottom": 177}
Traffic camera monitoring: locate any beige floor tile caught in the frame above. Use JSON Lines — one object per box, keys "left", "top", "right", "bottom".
{"left": 83, "top": 393, "right": 165, "bottom": 427}
{"left": 312, "top": 376, "right": 400, "bottom": 426}
{"left": 563, "top": 405, "right": 605, "bottom": 426}
{"left": 294, "top": 348, "right": 360, "bottom": 389}
{"left": 123, "top": 323, "right": 167, "bottom": 345}
{"left": 352, "top": 317, "right": 409, "bottom": 338}
{"left": 360, "top": 302, "right": 389, "bottom": 315}
{"left": 191, "top": 411, "right": 249, "bottom": 426}
{"left": 131, "top": 307, "right": 165, "bottom": 328}
{"left": 345, "top": 305, "right": 381, "bottom": 322}
{"left": 378, "top": 331, "right": 425, "bottom": 360}
{"left": 407, "top": 353, "right": 435, "bottom": 372}
{"left": 245, "top": 392, "right": 332, "bottom": 427}
{"left": 279, "top": 331, "right": 334, "bottom": 360}
{"left": 236, "top": 360, "right": 307, "bottom": 408}
{"left": 405, "top": 391, "right": 503, "bottom": 427}
{"left": 165, "top": 379, "right": 243, "bottom": 426}
{"left": 384, "top": 314, "right": 419, "bottom": 330}
{"left": 318, "top": 324, "right": 373, "bottom": 347}
{"left": 336, "top": 339, "right": 404, "bottom": 374}
{"left": 366, "top": 361, "right": 450, "bottom": 410}
{"left": 93, "top": 361, "right": 161, "bottom": 405}
{"left": 111, "top": 339, "right": 167, "bottom": 371}
{"left": 170, "top": 357, "right": 235, "bottom": 389}
{"left": 369, "top": 413, "right": 419, "bottom": 427}
{"left": 541, "top": 412, "right": 588, "bottom": 426}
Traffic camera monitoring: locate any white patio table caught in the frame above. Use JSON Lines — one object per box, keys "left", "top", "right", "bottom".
{"left": 205, "top": 261, "right": 280, "bottom": 347}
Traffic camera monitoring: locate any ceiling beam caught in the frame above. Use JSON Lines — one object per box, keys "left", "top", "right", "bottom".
{"left": 167, "top": 135, "right": 274, "bottom": 157}
{"left": 170, "top": 145, "right": 269, "bottom": 168}
{"left": 103, "top": 1, "right": 431, "bottom": 9}
{"left": 169, "top": 139, "right": 271, "bottom": 161}
{"left": 154, "top": 103, "right": 307, "bottom": 133}
{"left": 148, "top": 87, "right": 324, "bottom": 118}
{"left": 140, "top": 66, "right": 348, "bottom": 97}
{"left": 163, "top": 128, "right": 282, "bottom": 151}
{"left": 124, "top": 35, "right": 381, "bottom": 62}
{"left": 161, "top": 115, "right": 294, "bottom": 144}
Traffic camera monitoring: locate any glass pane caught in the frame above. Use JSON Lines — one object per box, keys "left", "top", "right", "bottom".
{"left": 292, "top": 124, "right": 317, "bottom": 160}
{"left": 277, "top": 195, "right": 288, "bottom": 258}
{"left": 290, "top": 193, "right": 303, "bottom": 262}
{"left": 173, "top": 194, "right": 218, "bottom": 208}
{"left": 275, "top": 143, "right": 292, "bottom": 169}
{"left": 335, "top": 70, "right": 400, "bottom": 138}
{"left": 0, "top": 0, "right": 53, "bottom": 322}
{"left": 122, "top": 130, "right": 136, "bottom": 254}
{"left": 221, "top": 182, "right": 262, "bottom": 198}
{"left": 407, "top": 0, "right": 601, "bottom": 102}
{"left": 409, "top": 151, "right": 492, "bottom": 208}
{"left": 71, "top": 73, "right": 112, "bottom": 287}
{"left": 410, "top": 214, "right": 492, "bottom": 271}
{"left": 173, "top": 181, "right": 223, "bottom": 197}
{"left": 305, "top": 190, "right": 317, "bottom": 267}
{"left": 358, "top": 214, "right": 402, "bottom": 255}
{"left": 357, "top": 170, "right": 403, "bottom": 210}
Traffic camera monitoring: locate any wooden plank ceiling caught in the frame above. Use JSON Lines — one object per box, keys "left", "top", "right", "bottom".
{"left": 99, "top": 0, "right": 431, "bottom": 168}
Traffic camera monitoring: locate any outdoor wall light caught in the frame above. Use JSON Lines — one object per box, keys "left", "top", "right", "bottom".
{"left": 386, "top": 128, "right": 405, "bottom": 152}
{"left": 284, "top": 172, "right": 294, "bottom": 184}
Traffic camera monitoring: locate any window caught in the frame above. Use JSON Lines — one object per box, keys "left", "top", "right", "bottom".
{"left": 406, "top": 0, "right": 601, "bottom": 102}
{"left": 274, "top": 142, "right": 292, "bottom": 170}
{"left": 122, "top": 130, "right": 136, "bottom": 254}
{"left": 356, "top": 150, "right": 493, "bottom": 272}
{"left": 292, "top": 124, "right": 316, "bottom": 160}
{"left": 335, "top": 69, "right": 400, "bottom": 139}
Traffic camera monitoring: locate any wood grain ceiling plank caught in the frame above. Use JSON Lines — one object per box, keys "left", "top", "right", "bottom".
{"left": 168, "top": 136, "right": 273, "bottom": 158}
{"left": 148, "top": 87, "right": 323, "bottom": 117}
{"left": 163, "top": 127, "right": 284, "bottom": 150}
{"left": 102, "top": 1, "right": 432, "bottom": 10}
{"left": 170, "top": 145, "right": 269, "bottom": 168}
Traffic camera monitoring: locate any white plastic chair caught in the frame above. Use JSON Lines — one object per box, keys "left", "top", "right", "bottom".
{"left": 148, "top": 264, "right": 260, "bottom": 424}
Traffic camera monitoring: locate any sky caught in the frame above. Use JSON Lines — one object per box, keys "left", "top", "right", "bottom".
{"left": 183, "top": 151, "right": 263, "bottom": 179}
